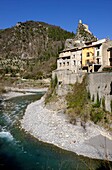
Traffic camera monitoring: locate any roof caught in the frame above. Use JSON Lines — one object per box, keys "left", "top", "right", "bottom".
{"left": 59, "top": 47, "right": 82, "bottom": 53}
{"left": 82, "top": 43, "right": 102, "bottom": 49}
{"left": 107, "top": 47, "right": 112, "bottom": 51}
{"left": 59, "top": 39, "right": 112, "bottom": 53}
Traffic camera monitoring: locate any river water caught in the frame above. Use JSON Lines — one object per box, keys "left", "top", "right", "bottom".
{"left": 0, "top": 93, "right": 111, "bottom": 170}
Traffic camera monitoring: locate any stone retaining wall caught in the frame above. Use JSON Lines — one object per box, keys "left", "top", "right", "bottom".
{"left": 88, "top": 72, "right": 112, "bottom": 112}
{"left": 52, "top": 69, "right": 112, "bottom": 112}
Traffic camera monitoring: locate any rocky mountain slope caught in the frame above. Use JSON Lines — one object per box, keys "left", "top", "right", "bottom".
{"left": 75, "top": 20, "right": 97, "bottom": 42}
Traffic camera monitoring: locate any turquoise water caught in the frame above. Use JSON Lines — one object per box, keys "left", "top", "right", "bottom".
{"left": 0, "top": 93, "right": 111, "bottom": 170}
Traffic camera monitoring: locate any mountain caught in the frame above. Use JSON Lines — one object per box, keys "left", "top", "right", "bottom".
{"left": 0, "top": 21, "right": 75, "bottom": 78}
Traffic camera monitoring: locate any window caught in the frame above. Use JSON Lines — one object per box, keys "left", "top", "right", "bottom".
{"left": 63, "top": 62, "right": 65, "bottom": 66}
{"left": 67, "top": 62, "right": 69, "bottom": 66}
{"left": 97, "top": 51, "right": 100, "bottom": 56}
{"left": 110, "top": 50, "right": 112, "bottom": 58}
{"left": 86, "top": 59, "right": 89, "bottom": 64}
{"left": 96, "top": 58, "right": 99, "bottom": 64}
{"left": 86, "top": 52, "right": 90, "bottom": 57}
{"left": 59, "top": 63, "right": 62, "bottom": 67}
{"left": 74, "top": 60, "right": 76, "bottom": 66}
{"left": 110, "top": 82, "right": 112, "bottom": 95}
{"left": 96, "top": 45, "right": 100, "bottom": 50}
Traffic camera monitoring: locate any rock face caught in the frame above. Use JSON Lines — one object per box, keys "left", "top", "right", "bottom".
{"left": 75, "top": 20, "right": 97, "bottom": 42}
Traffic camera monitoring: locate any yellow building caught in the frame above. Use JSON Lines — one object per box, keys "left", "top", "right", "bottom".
{"left": 82, "top": 45, "right": 95, "bottom": 72}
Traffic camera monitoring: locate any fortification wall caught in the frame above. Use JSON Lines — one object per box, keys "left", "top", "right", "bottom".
{"left": 52, "top": 70, "right": 85, "bottom": 96}
{"left": 88, "top": 72, "right": 112, "bottom": 112}
{"left": 52, "top": 70, "right": 84, "bottom": 85}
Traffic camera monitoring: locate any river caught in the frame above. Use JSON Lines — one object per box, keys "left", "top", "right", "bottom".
{"left": 0, "top": 93, "right": 111, "bottom": 170}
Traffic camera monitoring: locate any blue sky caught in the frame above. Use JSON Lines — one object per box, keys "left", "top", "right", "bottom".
{"left": 0, "top": 0, "right": 112, "bottom": 39}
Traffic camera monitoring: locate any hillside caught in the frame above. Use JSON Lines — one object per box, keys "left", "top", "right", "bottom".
{"left": 0, "top": 21, "right": 75, "bottom": 78}
{"left": 0, "top": 20, "right": 97, "bottom": 79}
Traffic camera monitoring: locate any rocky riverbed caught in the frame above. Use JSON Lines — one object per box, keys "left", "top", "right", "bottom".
{"left": 1, "top": 87, "right": 48, "bottom": 100}
{"left": 21, "top": 96, "right": 112, "bottom": 161}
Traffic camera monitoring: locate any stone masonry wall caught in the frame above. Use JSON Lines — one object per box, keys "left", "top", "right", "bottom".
{"left": 52, "top": 69, "right": 85, "bottom": 96}
{"left": 88, "top": 72, "right": 112, "bottom": 112}
{"left": 52, "top": 70, "right": 85, "bottom": 85}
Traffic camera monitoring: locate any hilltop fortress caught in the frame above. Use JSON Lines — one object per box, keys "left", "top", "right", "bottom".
{"left": 52, "top": 20, "right": 112, "bottom": 112}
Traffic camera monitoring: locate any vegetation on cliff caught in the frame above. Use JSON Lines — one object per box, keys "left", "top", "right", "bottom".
{"left": 66, "top": 76, "right": 112, "bottom": 130}
{"left": 75, "top": 21, "right": 97, "bottom": 42}
{"left": 45, "top": 74, "right": 58, "bottom": 104}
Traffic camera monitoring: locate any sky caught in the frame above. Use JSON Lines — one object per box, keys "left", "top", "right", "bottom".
{"left": 0, "top": 0, "right": 112, "bottom": 40}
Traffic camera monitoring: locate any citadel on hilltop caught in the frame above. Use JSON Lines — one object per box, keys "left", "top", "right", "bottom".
{"left": 52, "top": 20, "right": 112, "bottom": 112}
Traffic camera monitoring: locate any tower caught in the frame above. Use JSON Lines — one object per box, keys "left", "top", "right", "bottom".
{"left": 79, "top": 20, "right": 82, "bottom": 24}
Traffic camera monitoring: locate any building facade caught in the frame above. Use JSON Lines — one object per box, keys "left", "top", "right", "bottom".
{"left": 82, "top": 45, "right": 94, "bottom": 72}
{"left": 107, "top": 47, "right": 112, "bottom": 66}
{"left": 82, "top": 39, "right": 112, "bottom": 72}
{"left": 57, "top": 48, "right": 82, "bottom": 73}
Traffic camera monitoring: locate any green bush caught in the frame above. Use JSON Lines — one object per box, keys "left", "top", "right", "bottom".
{"left": 66, "top": 76, "right": 88, "bottom": 115}
{"left": 103, "top": 67, "right": 112, "bottom": 72}
{"left": 90, "top": 109, "right": 104, "bottom": 124}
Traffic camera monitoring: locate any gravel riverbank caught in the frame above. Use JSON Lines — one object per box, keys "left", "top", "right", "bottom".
{"left": 21, "top": 96, "right": 112, "bottom": 161}
{"left": 1, "top": 87, "right": 48, "bottom": 100}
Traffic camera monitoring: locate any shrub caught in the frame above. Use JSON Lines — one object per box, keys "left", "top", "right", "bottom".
{"left": 102, "top": 66, "right": 112, "bottom": 72}
{"left": 90, "top": 109, "right": 104, "bottom": 124}
{"left": 66, "top": 75, "right": 88, "bottom": 116}
{"left": 45, "top": 75, "right": 58, "bottom": 104}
